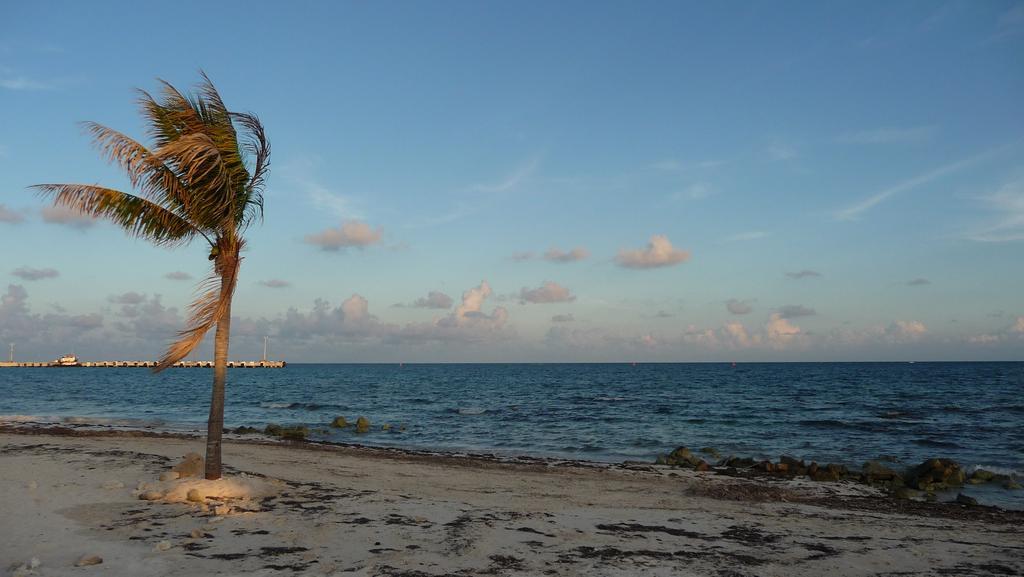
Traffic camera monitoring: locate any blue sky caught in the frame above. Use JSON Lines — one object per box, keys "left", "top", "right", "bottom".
{"left": 1, "top": 1, "right": 1022, "bottom": 362}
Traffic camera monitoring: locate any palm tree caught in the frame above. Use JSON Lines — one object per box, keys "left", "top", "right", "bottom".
{"left": 33, "top": 73, "right": 269, "bottom": 480}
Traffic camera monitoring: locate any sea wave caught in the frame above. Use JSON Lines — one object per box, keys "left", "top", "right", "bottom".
{"left": 259, "top": 402, "right": 347, "bottom": 411}
{"left": 912, "top": 438, "right": 963, "bottom": 449}
{"left": 455, "top": 407, "right": 487, "bottom": 415}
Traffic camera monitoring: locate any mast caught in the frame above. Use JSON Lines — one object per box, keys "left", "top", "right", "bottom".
{"left": 263, "top": 336, "right": 268, "bottom": 362}
{"left": 8, "top": 343, "right": 12, "bottom": 363}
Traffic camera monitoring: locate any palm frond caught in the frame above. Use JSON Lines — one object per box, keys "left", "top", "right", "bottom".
{"left": 155, "top": 241, "right": 242, "bottom": 371}
{"left": 81, "top": 121, "right": 196, "bottom": 217}
{"left": 231, "top": 111, "right": 270, "bottom": 226}
{"left": 32, "top": 184, "right": 199, "bottom": 246}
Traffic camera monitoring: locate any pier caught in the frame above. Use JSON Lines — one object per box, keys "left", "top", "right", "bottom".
{"left": 0, "top": 360, "right": 285, "bottom": 368}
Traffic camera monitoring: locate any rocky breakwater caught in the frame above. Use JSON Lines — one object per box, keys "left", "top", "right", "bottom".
{"left": 654, "top": 446, "right": 1020, "bottom": 506}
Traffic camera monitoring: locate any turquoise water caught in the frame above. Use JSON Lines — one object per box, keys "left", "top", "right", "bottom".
{"left": 1, "top": 362, "right": 1021, "bottom": 506}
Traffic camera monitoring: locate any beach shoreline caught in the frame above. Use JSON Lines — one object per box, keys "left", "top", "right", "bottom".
{"left": 2, "top": 428, "right": 1022, "bottom": 576}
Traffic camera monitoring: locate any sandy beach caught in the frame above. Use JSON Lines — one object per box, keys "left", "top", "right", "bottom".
{"left": 1, "top": 429, "right": 1021, "bottom": 577}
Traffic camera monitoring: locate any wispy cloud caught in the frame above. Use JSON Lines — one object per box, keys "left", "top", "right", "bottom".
{"left": 765, "top": 142, "right": 798, "bottom": 162}
{"left": 669, "top": 182, "right": 715, "bottom": 201}
{"left": 470, "top": 157, "right": 539, "bottom": 193}
{"left": 0, "top": 75, "right": 51, "bottom": 91}
{"left": 393, "top": 291, "right": 454, "bottom": 309}
{"left": 0, "top": 204, "right": 25, "bottom": 224}
{"left": 724, "top": 231, "right": 769, "bottom": 242}
{"left": 543, "top": 247, "right": 589, "bottom": 263}
{"left": 164, "top": 271, "right": 192, "bottom": 281}
{"left": 906, "top": 277, "right": 931, "bottom": 286}
{"left": 12, "top": 267, "right": 59, "bottom": 281}
{"left": 726, "top": 299, "right": 753, "bottom": 315}
{"left": 835, "top": 149, "right": 998, "bottom": 221}
{"left": 777, "top": 304, "right": 816, "bottom": 319}
{"left": 839, "top": 126, "right": 935, "bottom": 144}
{"left": 280, "top": 158, "right": 365, "bottom": 220}
{"left": 259, "top": 279, "right": 292, "bottom": 289}
{"left": 650, "top": 159, "right": 724, "bottom": 172}
{"left": 964, "top": 178, "right": 1024, "bottom": 242}
{"left": 785, "top": 269, "right": 821, "bottom": 279}
{"left": 41, "top": 205, "right": 96, "bottom": 229}
{"left": 993, "top": 4, "right": 1024, "bottom": 41}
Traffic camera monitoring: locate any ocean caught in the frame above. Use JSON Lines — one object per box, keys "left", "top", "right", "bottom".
{"left": 2, "top": 362, "right": 1022, "bottom": 508}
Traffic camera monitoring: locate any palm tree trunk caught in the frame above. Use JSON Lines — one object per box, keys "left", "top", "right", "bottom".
{"left": 204, "top": 285, "right": 233, "bottom": 480}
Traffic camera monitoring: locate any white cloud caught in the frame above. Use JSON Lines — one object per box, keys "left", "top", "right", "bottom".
{"left": 839, "top": 126, "right": 935, "bottom": 144}
{"left": 305, "top": 220, "right": 383, "bottom": 251}
{"left": 519, "top": 281, "right": 576, "bottom": 304}
{"left": 765, "top": 313, "right": 802, "bottom": 347}
{"left": 616, "top": 235, "right": 690, "bottom": 269}
{"left": 41, "top": 205, "right": 96, "bottom": 229}
{"left": 543, "top": 247, "right": 589, "bottom": 263}
{"left": 884, "top": 320, "right": 928, "bottom": 343}
{"left": 12, "top": 267, "right": 58, "bottom": 281}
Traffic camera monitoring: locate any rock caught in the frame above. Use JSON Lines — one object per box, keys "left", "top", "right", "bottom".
{"left": 892, "top": 487, "right": 918, "bottom": 500}
{"left": 906, "top": 458, "right": 965, "bottom": 490}
{"left": 756, "top": 460, "right": 775, "bottom": 473}
{"left": 699, "top": 447, "right": 720, "bottom": 458}
{"left": 970, "top": 469, "right": 995, "bottom": 482}
{"left": 775, "top": 462, "right": 789, "bottom": 474}
{"left": 187, "top": 489, "right": 204, "bottom": 503}
{"left": 154, "top": 540, "right": 172, "bottom": 552}
{"left": 233, "top": 426, "right": 260, "bottom": 434}
{"left": 139, "top": 490, "right": 163, "bottom": 501}
{"left": 190, "top": 528, "right": 205, "bottom": 539}
{"left": 101, "top": 480, "right": 124, "bottom": 490}
{"left": 725, "top": 456, "right": 756, "bottom": 468}
{"left": 74, "top": 555, "right": 103, "bottom": 567}
{"left": 214, "top": 505, "right": 231, "bottom": 516}
{"left": 159, "top": 471, "right": 180, "bottom": 482}
{"left": 695, "top": 461, "right": 711, "bottom": 472}
{"left": 330, "top": 416, "right": 349, "bottom": 428}
{"left": 780, "top": 455, "right": 804, "bottom": 469}
{"left": 279, "top": 425, "right": 309, "bottom": 441}
{"left": 264, "top": 424, "right": 283, "bottom": 436}
{"left": 1004, "top": 480, "right": 1022, "bottom": 490}
{"left": 382, "top": 423, "right": 391, "bottom": 431}
{"left": 955, "top": 493, "right": 978, "bottom": 506}
{"left": 355, "top": 416, "right": 371, "bottom": 433}
{"left": 811, "top": 463, "right": 846, "bottom": 482}
{"left": 171, "top": 453, "right": 204, "bottom": 478}
{"left": 27, "top": 480, "right": 38, "bottom": 490}
{"left": 862, "top": 460, "right": 901, "bottom": 483}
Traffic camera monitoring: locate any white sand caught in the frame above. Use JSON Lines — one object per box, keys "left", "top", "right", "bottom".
{"left": 1, "top": 432, "right": 1021, "bottom": 576}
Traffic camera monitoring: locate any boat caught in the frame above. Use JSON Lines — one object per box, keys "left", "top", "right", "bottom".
{"left": 53, "top": 354, "right": 80, "bottom": 367}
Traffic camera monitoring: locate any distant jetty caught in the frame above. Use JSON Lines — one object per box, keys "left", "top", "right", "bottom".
{"left": 0, "top": 360, "right": 285, "bottom": 368}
